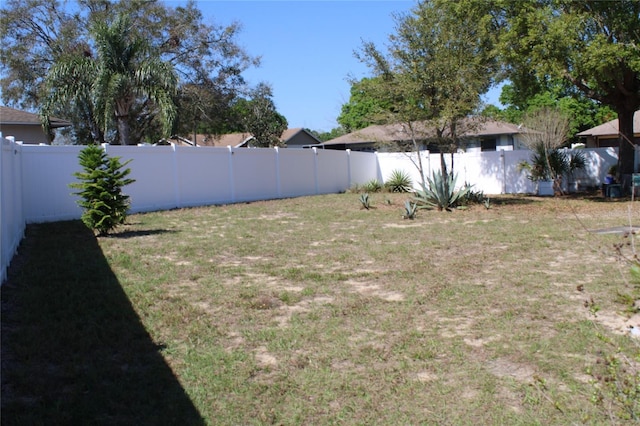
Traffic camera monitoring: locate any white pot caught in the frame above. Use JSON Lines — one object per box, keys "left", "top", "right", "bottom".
{"left": 537, "top": 180, "right": 554, "bottom": 196}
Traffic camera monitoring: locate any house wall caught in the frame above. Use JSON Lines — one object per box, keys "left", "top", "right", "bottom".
{"left": 465, "top": 134, "right": 525, "bottom": 153}
{"left": 0, "top": 125, "right": 49, "bottom": 144}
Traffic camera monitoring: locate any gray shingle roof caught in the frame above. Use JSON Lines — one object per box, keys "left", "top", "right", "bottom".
{"left": 323, "top": 118, "right": 522, "bottom": 146}
{"left": 0, "top": 106, "right": 71, "bottom": 128}
{"left": 576, "top": 111, "right": 639, "bottom": 137}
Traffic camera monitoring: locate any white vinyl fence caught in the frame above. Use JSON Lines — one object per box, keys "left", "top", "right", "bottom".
{"left": 0, "top": 138, "right": 378, "bottom": 282}
{"left": 376, "top": 147, "right": 618, "bottom": 194}
{"left": 0, "top": 134, "right": 618, "bottom": 283}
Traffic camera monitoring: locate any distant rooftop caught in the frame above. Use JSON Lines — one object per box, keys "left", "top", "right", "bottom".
{"left": 0, "top": 106, "right": 71, "bottom": 129}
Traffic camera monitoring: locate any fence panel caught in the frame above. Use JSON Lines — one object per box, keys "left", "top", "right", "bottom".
{"left": 376, "top": 152, "right": 429, "bottom": 189}
{"left": 174, "top": 146, "right": 233, "bottom": 207}
{"left": 350, "top": 149, "right": 382, "bottom": 187}
{"left": 457, "top": 151, "right": 505, "bottom": 194}
{"left": 104, "top": 145, "right": 178, "bottom": 213}
{"left": 1, "top": 137, "right": 25, "bottom": 283}
{"left": 316, "top": 149, "right": 350, "bottom": 194}
{"left": 21, "top": 144, "right": 84, "bottom": 222}
{"left": 279, "top": 149, "right": 317, "bottom": 198}
{"left": 231, "top": 148, "right": 279, "bottom": 202}
{"left": 572, "top": 148, "right": 618, "bottom": 189}
{"left": 503, "top": 150, "right": 537, "bottom": 194}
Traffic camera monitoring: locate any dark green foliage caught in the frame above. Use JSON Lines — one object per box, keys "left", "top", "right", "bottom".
{"left": 518, "top": 144, "right": 586, "bottom": 187}
{"left": 413, "top": 170, "right": 470, "bottom": 211}
{"left": 385, "top": 169, "right": 413, "bottom": 193}
{"left": 70, "top": 145, "right": 135, "bottom": 235}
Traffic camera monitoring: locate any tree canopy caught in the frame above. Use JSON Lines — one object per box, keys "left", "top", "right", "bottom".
{"left": 233, "top": 83, "right": 288, "bottom": 148}
{"left": 0, "top": 0, "right": 263, "bottom": 144}
{"left": 482, "top": 80, "right": 616, "bottom": 141}
{"left": 489, "top": 0, "right": 640, "bottom": 176}
{"left": 346, "top": 0, "right": 639, "bottom": 178}
{"left": 42, "top": 14, "right": 178, "bottom": 145}
{"left": 337, "top": 77, "right": 394, "bottom": 132}
{"left": 354, "top": 0, "right": 498, "bottom": 146}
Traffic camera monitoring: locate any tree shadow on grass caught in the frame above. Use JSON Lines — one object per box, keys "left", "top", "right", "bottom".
{"left": 1, "top": 221, "right": 205, "bottom": 425}
{"left": 107, "top": 228, "right": 178, "bottom": 239}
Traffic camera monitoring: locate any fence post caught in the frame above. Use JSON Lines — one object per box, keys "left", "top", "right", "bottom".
{"left": 227, "top": 146, "right": 235, "bottom": 203}
{"left": 312, "top": 147, "right": 319, "bottom": 194}
{"left": 274, "top": 146, "right": 282, "bottom": 198}
{"left": 0, "top": 136, "right": 5, "bottom": 284}
{"left": 346, "top": 149, "right": 352, "bottom": 188}
{"left": 500, "top": 150, "right": 506, "bottom": 194}
{"left": 172, "top": 143, "right": 180, "bottom": 208}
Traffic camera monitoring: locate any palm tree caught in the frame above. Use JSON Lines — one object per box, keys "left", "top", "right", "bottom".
{"left": 41, "top": 49, "right": 105, "bottom": 144}
{"left": 42, "top": 14, "right": 177, "bottom": 145}
{"left": 92, "top": 14, "right": 177, "bottom": 145}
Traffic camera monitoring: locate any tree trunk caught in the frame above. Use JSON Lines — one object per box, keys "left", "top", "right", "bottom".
{"left": 617, "top": 108, "right": 636, "bottom": 179}
{"left": 116, "top": 115, "right": 132, "bottom": 145}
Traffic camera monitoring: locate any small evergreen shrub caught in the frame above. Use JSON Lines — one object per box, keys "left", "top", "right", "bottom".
{"left": 70, "top": 145, "right": 135, "bottom": 236}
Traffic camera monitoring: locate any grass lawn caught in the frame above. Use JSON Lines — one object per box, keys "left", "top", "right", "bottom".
{"left": 2, "top": 192, "right": 639, "bottom": 425}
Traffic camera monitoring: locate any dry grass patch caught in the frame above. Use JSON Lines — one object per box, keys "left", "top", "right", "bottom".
{"left": 3, "top": 192, "right": 640, "bottom": 424}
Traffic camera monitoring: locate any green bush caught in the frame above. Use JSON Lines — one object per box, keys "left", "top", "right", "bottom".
{"left": 70, "top": 145, "right": 135, "bottom": 236}
{"left": 363, "top": 179, "right": 383, "bottom": 193}
{"left": 385, "top": 169, "right": 413, "bottom": 193}
{"left": 413, "top": 170, "right": 469, "bottom": 211}
{"left": 518, "top": 144, "right": 586, "bottom": 185}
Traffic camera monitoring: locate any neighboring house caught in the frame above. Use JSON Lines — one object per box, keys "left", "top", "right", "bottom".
{"left": 172, "top": 128, "right": 322, "bottom": 148}
{"left": 320, "top": 118, "right": 525, "bottom": 152}
{"left": 576, "top": 111, "right": 640, "bottom": 148}
{"left": 0, "top": 106, "right": 71, "bottom": 144}
{"left": 279, "top": 128, "right": 323, "bottom": 148}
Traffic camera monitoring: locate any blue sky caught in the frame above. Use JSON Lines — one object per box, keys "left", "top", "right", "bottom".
{"left": 168, "top": 1, "right": 502, "bottom": 132}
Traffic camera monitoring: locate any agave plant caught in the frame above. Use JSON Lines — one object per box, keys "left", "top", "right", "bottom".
{"left": 359, "top": 193, "right": 371, "bottom": 210}
{"left": 402, "top": 200, "right": 418, "bottom": 219}
{"left": 413, "top": 170, "right": 470, "bottom": 211}
{"left": 385, "top": 169, "right": 413, "bottom": 193}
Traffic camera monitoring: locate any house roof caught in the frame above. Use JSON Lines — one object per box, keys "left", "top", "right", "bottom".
{"left": 0, "top": 106, "right": 71, "bottom": 129}
{"left": 322, "top": 118, "right": 522, "bottom": 146}
{"left": 576, "top": 111, "right": 640, "bottom": 137}
{"left": 280, "top": 128, "right": 322, "bottom": 145}
{"left": 174, "top": 128, "right": 320, "bottom": 147}
{"left": 203, "top": 133, "right": 254, "bottom": 147}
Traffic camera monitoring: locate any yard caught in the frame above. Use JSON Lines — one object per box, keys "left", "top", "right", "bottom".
{"left": 2, "top": 192, "right": 639, "bottom": 424}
